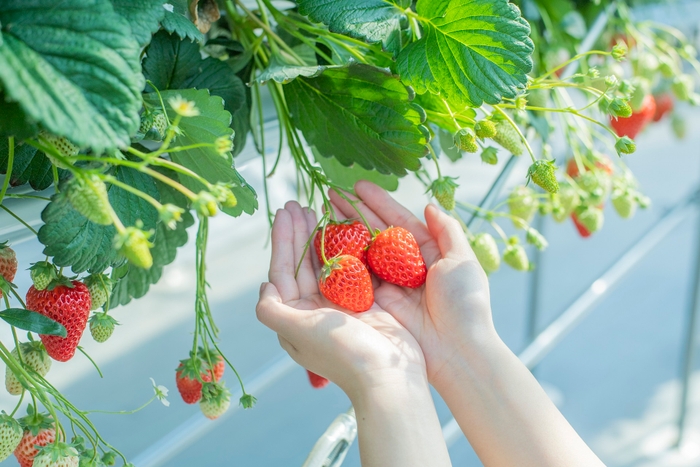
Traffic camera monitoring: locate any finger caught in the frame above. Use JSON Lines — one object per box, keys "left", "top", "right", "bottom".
{"left": 328, "top": 188, "right": 386, "bottom": 231}
{"left": 325, "top": 202, "right": 347, "bottom": 222}
{"left": 285, "top": 201, "right": 317, "bottom": 297}
{"left": 304, "top": 208, "right": 322, "bottom": 275}
{"left": 278, "top": 334, "right": 298, "bottom": 355}
{"left": 354, "top": 181, "right": 431, "bottom": 244}
{"left": 424, "top": 204, "right": 475, "bottom": 261}
{"left": 269, "top": 209, "right": 299, "bottom": 301}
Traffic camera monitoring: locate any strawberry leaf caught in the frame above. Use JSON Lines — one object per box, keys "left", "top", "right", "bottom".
{"left": 285, "top": 63, "right": 429, "bottom": 176}
{"left": 0, "top": 308, "right": 67, "bottom": 337}
{"left": 142, "top": 89, "right": 258, "bottom": 217}
{"left": 255, "top": 55, "right": 328, "bottom": 84}
{"left": 161, "top": 0, "right": 204, "bottom": 43}
{"left": 396, "top": 0, "right": 534, "bottom": 107}
{"left": 0, "top": 0, "right": 143, "bottom": 152}
{"left": 0, "top": 140, "right": 56, "bottom": 191}
{"left": 38, "top": 166, "right": 159, "bottom": 273}
{"left": 297, "top": 0, "right": 409, "bottom": 55}
{"left": 111, "top": 0, "right": 166, "bottom": 47}
{"left": 312, "top": 147, "right": 399, "bottom": 192}
{"left": 143, "top": 30, "right": 249, "bottom": 156}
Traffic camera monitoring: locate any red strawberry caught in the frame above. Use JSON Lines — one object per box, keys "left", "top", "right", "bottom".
{"left": 609, "top": 95, "right": 656, "bottom": 139}
{"left": 367, "top": 227, "right": 426, "bottom": 288}
{"left": 652, "top": 93, "right": 674, "bottom": 122}
{"left": 14, "top": 411, "right": 55, "bottom": 467}
{"left": 318, "top": 255, "right": 374, "bottom": 312}
{"left": 566, "top": 155, "right": 614, "bottom": 179}
{"left": 571, "top": 213, "right": 592, "bottom": 238}
{"left": 0, "top": 243, "right": 17, "bottom": 300}
{"left": 175, "top": 353, "right": 224, "bottom": 404}
{"left": 26, "top": 280, "right": 91, "bottom": 362}
{"left": 307, "top": 370, "right": 329, "bottom": 389}
{"left": 314, "top": 220, "right": 371, "bottom": 266}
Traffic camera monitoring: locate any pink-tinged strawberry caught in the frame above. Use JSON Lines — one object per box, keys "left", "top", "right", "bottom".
{"left": 653, "top": 93, "right": 674, "bottom": 122}
{"left": 14, "top": 409, "right": 55, "bottom": 467}
{"left": 0, "top": 243, "right": 17, "bottom": 300}
{"left": 367, "top": 227, "right": 426, "bottom": 289}
{"left": 609, "top": 94, "right": 656, "bottom": 139}
{"left": 0, "top": 412, "right": 22, "bottom": 462}
{"left": 314, "top": 220, "right": 371, "bottom": 267}
{"left": 572, "top": 206, "right": 604, "bottom": 238}
{"left": 566, "top": 155, "right": 614, "bottom": 179}
{"left": 5, "top": 341, "right": 51, "bottom": 396}
{"left": 199, "top": 382, "right": 231, "bottom": 420}
{"left": 175, "top": 352, "right": 224, "bottom": 404}
{"left": 25, "top": 280, "right": 91, "bottom": 362}
{"left": 319, "top": 255, "right": 374, "bottom": 312}
{"left": 307, "top": 371, "right": 329, "bottom": 389}
{"left": 31, "top": 441, "right": 79, "bottom": 467}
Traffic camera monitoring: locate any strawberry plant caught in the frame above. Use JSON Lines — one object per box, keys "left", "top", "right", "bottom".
{"left": 0, "top": 0, "right": 697, "bottom": 463}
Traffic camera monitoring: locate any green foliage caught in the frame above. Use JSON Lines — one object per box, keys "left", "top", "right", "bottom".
{"left": 397, "top": 0, "right": 534, "bottom": 106}
{"left": 0, "top": 140, "right": 55, "bottom": 191}
{"left": 312, "top": 147, "right": 399, "bottom": 192}
{"left": 160, "top": 0, "right": 204, "bottom": 42}
{"left": 256, "top": 55, "right": 327, "bottom": 84}
{"left": 286, "top": 64, "right": 429, "bottom": 176}
{"left": 0, "top": 0, "right": 143, "bottom": 151}
{"left": 111, "top": 0, "right": 165, "bottom": 47}
{"left": 0, "top": 308, "right": 66, "bottom": 337}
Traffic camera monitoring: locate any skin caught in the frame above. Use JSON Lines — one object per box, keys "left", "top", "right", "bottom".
{"left": 257, "top": 181, "right": 605, "bottom": 467}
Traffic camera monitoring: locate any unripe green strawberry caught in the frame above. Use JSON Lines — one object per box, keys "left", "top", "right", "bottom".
{"left": 480, "top": 146, "right": 498, "bottom": 165}
{"left": 428, "top": 177, "right": 459, "bottom": 211}
{"left": 32, "top": 441, "right": 79, "bottom": 467}
{"left": 114, "top": 223, "right": 153, "bottom": 269}
{"left": 609, "top": 98, "right": 632, "bottom": 118}
{"left": 66, "top": 174, "right": 113, "bottom": 226}
{"left": 629, "top": 77, "right": 651, "bottom": 111}
{"left": 491, "top": 120, "right": 524, "bottom": 156}
{"left": 526, "top": 227, "right": 548, "bottom": 251}
{"left": 527, "top": 160, "right": 559, "bottom": 193}
{"left": 200, "top": 382, "right": 231, "bottom": 420}
{"left": 41, "top": 134, "right": 78, "bottom": 168}
{"left": 672, "top": 113, "right": 686, "bottom": 139}
{"left": 453, "top": 129, "right": 478, "bottom": 153}
{"left": 508, "top": 186, "right": 537, "bottom": 228}
{"left": 28, "top": 262, "right": 56, "bottom": 291}
{"left": 612, "top": 190, "right": 637, "bottom": 219}
{"left": 470, "top": 233, "right": 500, "bottom": 274}
{"left": 138, "top": 113, "right": 153, "bottom": 134}
{"left": 0, "top": 412, "right": 22, "bottom": 461}
{"left": 152, "top": 112, "right": 168, "bottom": 138}
{"left": 474, "top": 120, "right": 497, "bottom": 139}
{"left": 503, "top": 241, "right": 529, "bottom": 271}
{"left": 193, "top": 191, "right": 218, "bottom": 217}
{"left": 84, "top": 274, "right": 112, "bottom": 311}
{"left": 527, "top": 89, "right": 548, "bottom": 109}
{"left": 576, "top": 206, "right": 604, "bottom": 234}
{"left": 672, "top": 74, "right": 694, "bottom": 101}
{"left": 88, "top": 312, "right": 119, "bottom": 343}
{"left": 6, "top": 342, "right": 51, "bottom": 396}
{"left": 552, "top": 183, "right": 580, "bottom": 222}
{"left": 615, "top": 136, "right": 636, "bottom": 155}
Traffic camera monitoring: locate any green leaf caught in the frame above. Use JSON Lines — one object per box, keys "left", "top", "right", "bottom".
{"left": 312, "top": 147, "right": 398, "bottom": 192}
{"left": 297, "top": 0, "right": 408, "bottom": 55}
{"left": 255, "top": 55, "right": 328, "bottom": 84}
{"left": 143, "top": 31, "right": 249, "bottom": 156}
{"left": 38, "top": 166, "right": 159, "bottom": 273}
{"left": 396, "top": 0, "right": 534, "bottom": 107}
{"left": 286, "top": 63, "right": 429, "bottom": 176}
{"left": 111, "top": 0, "right": 166, "bottom": 47}
{"left": 0, "top": 0, "right": 144, "bottom": 151}
{"left": 0, "top": 140, "right": 55, "bottom": 191}
{"left": 0, "top": 308, "right": 66, "bottom": 337}
{"left": 415, "top": 92, "right": 477, "bottom": 133}
{"left": 161, "top": 1, "right": 204, "bottom": 43}
{"left": 437, "top": 127, "right": 461, "bottom": 162}
{"left": 143, "top": 89, "right": 257, "bottom": 216}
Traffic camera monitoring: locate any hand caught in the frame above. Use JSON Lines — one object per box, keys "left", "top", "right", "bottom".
{"left": 329, "top": 181, "right": 497, "bottom": 386}
{"left": 255, "top": 201, "right": 427, "bottom": 401}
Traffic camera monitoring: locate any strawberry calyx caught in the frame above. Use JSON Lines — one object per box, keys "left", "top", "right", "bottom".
{"left": 17, "top": 406, "right": 53, "bottom": 437}
{"left": 33, "top": 441, "right": 79, "bottom": 464}
{"left": 45, "top": 274, "right": 76, "bottom": 292}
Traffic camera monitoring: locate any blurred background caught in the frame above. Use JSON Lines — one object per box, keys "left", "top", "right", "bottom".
{"left": 4, "top": 1, "right": 700, "bottom": 466}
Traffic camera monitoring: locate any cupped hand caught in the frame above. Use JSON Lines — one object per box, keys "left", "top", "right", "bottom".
{"left": 328, "top": 181, "right": 496, "bottom": 385}
{"left": 255, "top": 201, "right": 427, "bottom": 400}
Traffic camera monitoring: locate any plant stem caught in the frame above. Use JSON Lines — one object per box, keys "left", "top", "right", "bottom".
{"left": 0, "top": 137, "right": 14, "bottom": 206}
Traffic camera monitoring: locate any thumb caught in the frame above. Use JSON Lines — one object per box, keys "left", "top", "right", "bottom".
{"left": 424, "top": 204, "right": 475, "bottom": 261}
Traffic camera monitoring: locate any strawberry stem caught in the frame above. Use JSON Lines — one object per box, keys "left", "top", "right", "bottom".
{"left": 0, "top": 136, "right": 14, "bottom": 206}
{"left": 329, "top": 187, "right": 374, "bottom": 235}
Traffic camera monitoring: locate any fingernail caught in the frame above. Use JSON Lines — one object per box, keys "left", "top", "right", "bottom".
{"left": 259, "top": 282, "right": 267, "bottom": 294}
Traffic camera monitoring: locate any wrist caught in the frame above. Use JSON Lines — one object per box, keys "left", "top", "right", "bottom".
{"left": 344, "top": 367, "right": 431, "bottom": 408}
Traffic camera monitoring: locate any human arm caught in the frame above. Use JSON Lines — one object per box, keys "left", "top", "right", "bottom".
{"left": 255, "top": 201, "right": 452, "bottom": 467}
{"left": 330, "top": 181, "right": 605, "bottom": 467}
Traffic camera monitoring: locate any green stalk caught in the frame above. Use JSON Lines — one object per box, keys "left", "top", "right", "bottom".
{"left": 0, "top": 137, "right": 14, "bottom": 206}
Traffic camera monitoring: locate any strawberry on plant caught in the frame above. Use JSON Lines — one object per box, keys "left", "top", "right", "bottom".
{"left": 26, "top": 280, "right": 91, "bottom": 362}
{"left": 66, "top": 174, "right": 113, "bottom": 226}
{"left": 14, "top": 409, "right": 55, "bottom": 467}
{"left": 0, "top": 412, "right": 22, "bottom": 462}
{"left": 367, "top": 227, "right": 427, "bottom": 289}
{"left": 200, "top": 382, "right": 231, "bottom": 420}
{"left": 565, "top": 155, "right": 614, "bottom": 179}
{"left": 5, "top": 341, "right": 51, "bottom": 395}
{"left": 88, "top": 312, "right": 119, "bottom": 343}
{"left": 480, "top": 146, "right": 498, "bottom": 165}
{"left": 491, "top": 120, "right": 524, "bottom": 156}
{"left": 0, "top": 243, "right": 17, "bottom": 300}
{"left": 653, "top": 93, "right": 674, "bottom": 122}
{"left": 114, "top": 223, "right": 154, "bottom": 269}
{"left": 527, "top": 160, "right": 559, "bottom": 194}
{"left": 41, "top": 134, "right": 78, "bottom": 168}
{"left": 609, "top": 94, "right": 656, "bottom": 139}
{"left": 428, "top": 177, "right": 459, "bottom": 211}
{"left": 319, "top": 255, "right": 374, "bottom": 312}
{"left": 314, "top": 220, "right": 371, "bottom": 267}
{"left": 474, "top": 120, "right": 497, "bottom": 139}
{"left": 526, "top": 228, "right": 548, "bottom": 251}
{"left": 32, "top": 441, "right": 79, "bottom": 467}
{"left": 672, "top": 74, "right": 694, "bottom": 101}
{"left": 453, "top": 129, "right": 478, "bottom": 153}
{"left": 612, "top": 190, "right": 637, "bottom": 219}
{"left": 470, "top": 233, "right": 500, "bottom": 274}
{"left": 29, "top": 262, "right": 57, "bottom": 292}
{"left": 503, "top": 239, "right": 529, "bottom": 271}
{"left": 572, "top": 206, "right": 604, "bottom": 238}
{"left": 175, "top": 352, "right": 224, "bottom": 404}
{"left": 307, "top": 371, "right": 329, "bottom": 389}
{"left": 508, "top": 186, "right": 537, "bottom": 228}
{"left": 84, "top": 274, "right": 112, "bottom": 311}
{"left": 552, "top": 183, "right": 581, "bottom": 223}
